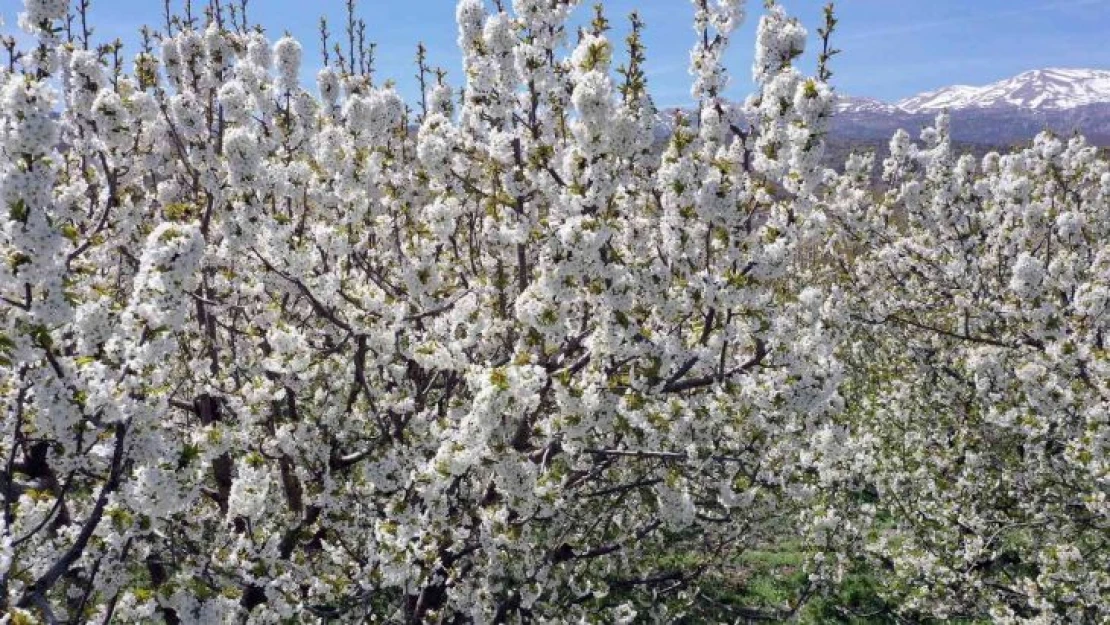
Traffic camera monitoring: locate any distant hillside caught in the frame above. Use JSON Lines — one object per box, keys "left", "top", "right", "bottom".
{"left": 834, "top": 68, "right": 1110, "bottom": 147}
{"left": 654, "top": 68, "right": 1110, "bottom": 155}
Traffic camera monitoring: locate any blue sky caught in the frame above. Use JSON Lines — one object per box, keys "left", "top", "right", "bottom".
{"left": 3, "top": 0, "right": 1108, "bottom": 107}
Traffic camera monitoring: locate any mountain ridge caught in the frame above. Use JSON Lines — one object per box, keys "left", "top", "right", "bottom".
{"left": 652, "top": 68, "right": 1110, "bottom": 149}
{"left": 893, "top": 68, "right": 1110, "bottom": 113}
{"left": 833, "top": 67, "right": 1110, "bottom": 147}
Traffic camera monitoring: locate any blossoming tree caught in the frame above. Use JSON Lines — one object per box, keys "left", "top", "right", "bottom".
{"left": 817, "top": 115, "right": 1110, "bottom": 622}
{"left": 0, "top": 0, "right": 1107, "bottom": 622}
{"left": 0, "top": 0, "right": 846, "bottom": 621}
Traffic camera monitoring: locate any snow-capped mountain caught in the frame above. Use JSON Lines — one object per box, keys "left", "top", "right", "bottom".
{"left": 895, "top": 68, "right": 1110, "bottom": 113}
{"left": 834, "top": 96, "right": 899, "bottom": 115}
{"left": 832, "top": 68, "right": 1110, "bottom": 147}
{"left": 651, "top": 69, "right": 1110, "bottom": 150}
